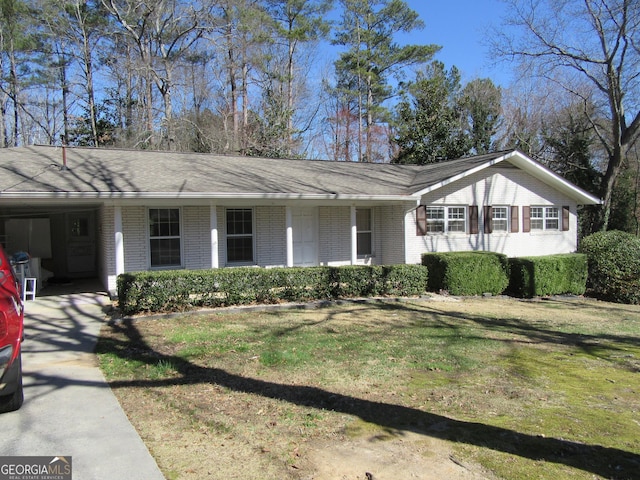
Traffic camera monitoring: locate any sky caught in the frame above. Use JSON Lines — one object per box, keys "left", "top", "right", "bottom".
{"left": 398, "top": 0, "right": 513, "bottom": 86}
{"left": 320, "top": 1, "right": 515, "bottom": 88}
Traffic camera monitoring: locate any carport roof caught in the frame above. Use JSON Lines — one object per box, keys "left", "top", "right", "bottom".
{"left": 0, "top": 145, "right": 601, "bottom": 204}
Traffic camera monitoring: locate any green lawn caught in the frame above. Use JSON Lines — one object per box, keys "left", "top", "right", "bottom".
{"left": 98, "top": 296, "right": 640, "bottom": 480}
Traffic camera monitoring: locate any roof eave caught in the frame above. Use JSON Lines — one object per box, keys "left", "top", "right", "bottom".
{"left": 0, "top": 191, "right": 417, "bottom": 203}
{"left": 506, "top": 152, "right": 603, "bottom": 205}
{"left": 411, "top": 151, "right": 516, "bottom": 197}
{"left": 412, "top": 150, "right": 602, "bottom": 205}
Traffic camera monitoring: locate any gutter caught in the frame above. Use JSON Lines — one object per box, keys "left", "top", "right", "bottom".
{"left": 0, "top": 191, "right": 419, "bottom": 203}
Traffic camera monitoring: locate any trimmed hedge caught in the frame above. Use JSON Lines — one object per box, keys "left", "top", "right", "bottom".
{"left": 422, "top": 252, "right": 509, "bottom": 296}
{"left": 507, "top": 254, "right": 587, "bottom": 298}
{"left": 579, "top": 230, "right": 640, "bottom": 304}
{"left": 117, "top": 264, "right": 429, "bottom": 315}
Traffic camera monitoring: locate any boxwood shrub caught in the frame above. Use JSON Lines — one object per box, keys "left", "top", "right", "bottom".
{"left": 507, "top": 254, "right": 587, "bottom": 298}
{"left": 117, "top": 264, "right": 429, "bottom": 316}
{"left": 579, "top": 230, "right": 640, "bottom": 304}
{"left": 421, "top": 252, "right": 509, "bottom": 296}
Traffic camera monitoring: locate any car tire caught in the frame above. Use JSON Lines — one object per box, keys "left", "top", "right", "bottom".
{"left": 0, "top": 354, "right": 24, "bottom": 413}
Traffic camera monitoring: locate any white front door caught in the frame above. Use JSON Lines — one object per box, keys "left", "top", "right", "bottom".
{"left": 292, "top": 207, "right": 318, "bottom": 266}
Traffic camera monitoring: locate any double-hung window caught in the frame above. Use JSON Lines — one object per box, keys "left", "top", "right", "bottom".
{"left": 356, "top": 208, "right": 372, "bottom": 256}
{"left": 425, "top": 207, "right": 445, "bottom": 233}
{"left": 149, "top": 208, "right": 181, "bottom": 268}
{"left": 530, "top": 206, "right": 559, "bottom": 231}
{"left": 423, "top": 206, "right": 466, "bottom": 234}
{"left": 492, "top": 206, "right": 509, "bottom": 232}
{"left": 447, "top": 207, "right": 466, "bottom": 232}
{"left": 226, "top": 208, "right": 254, "bottom": 263}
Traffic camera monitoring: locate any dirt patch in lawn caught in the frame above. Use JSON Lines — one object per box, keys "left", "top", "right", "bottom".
{"left": 110, "top": 379, "right": 493, "bottom": 480}
{"left": 98, "top": 295, "right": 640, "bottom": 480}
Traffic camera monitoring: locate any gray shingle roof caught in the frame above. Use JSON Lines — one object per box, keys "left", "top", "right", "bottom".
{"left": 3, "top": 145, "right": 601, "bottom": 205}
{"left": 0, "top": 145, "right": 512, "bottom": 200}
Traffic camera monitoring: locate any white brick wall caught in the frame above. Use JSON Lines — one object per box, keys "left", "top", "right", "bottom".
{"left": 102, "top": 164, "right": 578, "bottom": 293}
{"left": 183, "top": 206, "right": 211, "bottom": 269}
{"left": 405, "top": 166, "right": 580, "bottom": 263}
{"left": 98, "top": 205, "right": 116, "bottom": 294}
{"left": 378, "top": 204, "right": 407, "bottom": 265}
{"left": 319, "top": 206, "right": 351, "bottom": 265}
{"left": 255, "top": 206, "right": 286, "bottom": 267}
{"left": 122, "top": 206, "right": 148, "bottom": 272}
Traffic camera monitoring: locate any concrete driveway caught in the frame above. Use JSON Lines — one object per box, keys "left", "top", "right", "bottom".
{"left": 0, "top": 282, "right": 165, "bottom": 480}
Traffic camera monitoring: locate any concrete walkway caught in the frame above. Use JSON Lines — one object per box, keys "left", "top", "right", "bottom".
{"left": 1, "top": 282, "right": 165, "bottom": 480}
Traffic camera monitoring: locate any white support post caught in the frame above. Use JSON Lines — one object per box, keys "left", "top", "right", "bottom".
{"left": 210, "top": 205, "right": 219, "bottom": 268}
{"left": 114, "top": 206, "right": 124, "bottom": 276}
{"left": 350, "top": 205, "right": 358, "bottom": 265}
{"left": 286, "top": 206, "right": 293, "bottom": 267}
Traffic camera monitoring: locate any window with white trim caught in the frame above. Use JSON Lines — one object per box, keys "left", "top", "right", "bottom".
{"left": 492, "top": 206, "right": 509, "bottom": 232}
{"left": 149, "top": 208, "right": 182, "bottom": 268}
{"left": 447, "top": 207, "right": 466, "bottom": 232}
{"left": 425, "top": 206, "right": 466, "bottom": 233}
{"left": 426, "top": 206, "right": 445, "bottom": 233}
{"left": 356, "top": 208, "right": 372, "bottom": 256}
{"left": 531, "top": 206, "right": 559, "bottom": 231}
{"left": 226, "top": 208, "right": 254, "bottom": 263}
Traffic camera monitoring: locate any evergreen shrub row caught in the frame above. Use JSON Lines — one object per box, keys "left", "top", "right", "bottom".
{"left": 422, "top": 252, "right": 510, "bottom": 296}
{"left": 422, "top": 251, "right": 588, "bottom": 298}
{"left": 117, "top": 264, "right": 430, "bottom": 315}
{"left": 117, "top": 252, "right": 595, "bottom": 315}
{"left": 508, "top": 254, "right": 588, "bottom": 298}
{"left": 579, "top": 230, "right": 640, "bottom": 304}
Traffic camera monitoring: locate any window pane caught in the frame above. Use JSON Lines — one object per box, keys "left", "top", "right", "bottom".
{"left": 448, "top": 207, "right": 465, "bottom": 219}
{"left": 357, "top": 232, "right": 372, "bottom": 256}
{"left": 70, "top": 217, "right": 89, "bottom": 237}
{"left": 426, "top": 207, "right": 444, "bottom": 233}
{"left": 448, "top": 221, "right": 466, "bottom": 232}
{"left": 149, "top": 209, "right": 160, "bottom": 237}
{"left": 356, "top": 209, "right": 371, "bottom": 231}
{"left": 545, "top": 207, "right": 559, "bottom": 230}
{"left": 493, "top": 207, "right": 508, "bottom": 232}
{"left": 150, "top": 208, "right": 180, "bottom": 237}
{"left": 531, "top": 219, "right": 544, "bottom": 230}
{"left": 427, "top": 221, "right": 444, "bottom": 233}
{"left": 530, "top": 207, "right": 544, "bottom": 230}
{"left": 227, "top": 209, "right": 253, "bottom": 235}
{"left": 149, "top": 209, "right": 181, "bottom": 267}
{"left": 150, "top": 238, "right": 181, "bottom": 267}
{"left": 426, "top": 207, "right": 444, "bottom": 220}
{"left": 448, "top": 207, "right": 466, "bottom": 232}
{"left": 227, "top": 237, "right": 253, "bottom": 263}
{"left": 531, "top": 207, "right": 543, "bottom": 218}
{"left": 226, "top": 208, "right": 254, "bottom": 263}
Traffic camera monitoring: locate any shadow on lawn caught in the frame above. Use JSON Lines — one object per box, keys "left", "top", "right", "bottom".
{"left": 99, "top": 307, "right": 640, "bottom": 480}
{"left": 395, "top": 299, "right": 640, "bottom": 368}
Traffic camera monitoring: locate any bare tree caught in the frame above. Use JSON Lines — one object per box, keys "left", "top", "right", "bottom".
{"left": 262, "top": 0, "right": 333, "bottom": 155}
{"left": 102, "top": 0, "right": 209, "bottom": 149}
{"left": 493, "top": 0, "right": 640, "bottom": 230}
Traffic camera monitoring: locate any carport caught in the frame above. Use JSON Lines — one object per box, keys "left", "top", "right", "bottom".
{"left": 0, "top": 203, "right": 102, "bottom": 294}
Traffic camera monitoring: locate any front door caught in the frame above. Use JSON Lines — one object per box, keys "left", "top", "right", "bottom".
{"left": 66, "top": 212, "right": 96, "bottom": 276}
{"left": 292, "top": 207, "right": 318, "bottom": 266}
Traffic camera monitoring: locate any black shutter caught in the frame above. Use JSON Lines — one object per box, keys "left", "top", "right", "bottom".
{"left": 511, "top": 206, "right": 519, "bottom": 233}
{"left": 562, "top": 206, "right": 570, "bottom": 231}
{"left": 523, "top": 206, "right": 531, "bottom": 233}
{"left": 469, "top": 206, "right": 479, "bottom": 234}
{"left": 416, "top": 205, "right": 427, "bottom": 236}
{"left": 483, "top": 206, "right": 492, "bottom": 234}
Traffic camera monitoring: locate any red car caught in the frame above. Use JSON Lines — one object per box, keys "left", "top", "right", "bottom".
{"left": 0, "top": 244, "right": 24, "bottom": 413}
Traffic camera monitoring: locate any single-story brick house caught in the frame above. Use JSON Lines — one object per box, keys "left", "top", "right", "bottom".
{"left": 0, "top": 146, "right": 601, "bottom": 296}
